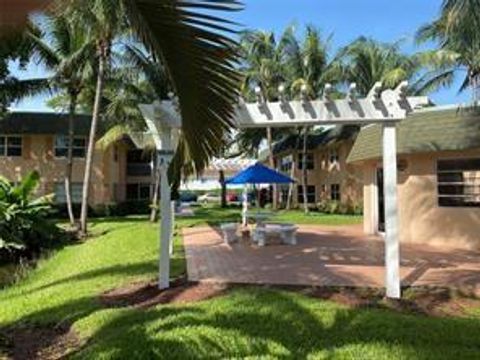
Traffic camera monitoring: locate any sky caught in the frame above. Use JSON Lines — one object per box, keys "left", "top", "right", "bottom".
{"left": 10, "top": 0, "right": 469, "bottom": 111}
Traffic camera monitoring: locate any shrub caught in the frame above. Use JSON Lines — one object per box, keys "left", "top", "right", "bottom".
{"left": 0, "top": 171, "right": 64, "bottom": 259}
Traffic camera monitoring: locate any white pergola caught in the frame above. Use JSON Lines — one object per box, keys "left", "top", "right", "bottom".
{"left": 140, "top": 81, "right": 430, "bottom": 299}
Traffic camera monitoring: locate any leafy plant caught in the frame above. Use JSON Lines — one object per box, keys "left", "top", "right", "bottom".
{"left": 0, "top": 171, "right": 61, "bottom": 257}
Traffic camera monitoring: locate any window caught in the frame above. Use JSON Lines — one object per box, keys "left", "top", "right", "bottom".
{"left": 297, "top": 185, "right": 316, "bottom": 203}
{"left": 0, "top": 136, "right": 22, "bottom": 157}
{"left": 126, "top": 183, "right": 151, "bottom": 201}
{"left": 330, "top": 184, "right": 341, "bottom": 201}
{"left": 280, "top": 155, "right": 293, "bottom": 173}
{"left": 54, "top": 183, "right": 83, "bottom": 204}
{"left": 55, "top": 136, "right": 86, "bottom": 158}
{"left": 127, "top": 150, "right": 152, "bottom": 176}
{"left": 437, "top": 158, "right": 480, "bottom": 207}
{"left": 329, "top": 149, "right": 339, "bottom": 164}
{"left": 298, "top": 153, "right": 314, "bottom": 170}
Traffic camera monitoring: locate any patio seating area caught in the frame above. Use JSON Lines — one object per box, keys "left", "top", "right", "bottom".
{"left": 183, "top": 224, "right": 480, "bottom": 294}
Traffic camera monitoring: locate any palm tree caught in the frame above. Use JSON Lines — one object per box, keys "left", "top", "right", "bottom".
{"left": 99, "top": 44, "right": 170, "bottom": 222}
{"left": 284, "top": 26, "right": 338, "bottom": 214}
{"left": 333, "top": 36, "right": 451, "bottom": 97}
{"left": 26, "top": 15, "right": 95, "bottom": 227}
{"left": 416, "top": 0, "right": 480, "bottom": 98}
{"left": 58, "top": 0, "right": 241, "bottom": 235}
{"left": 239, "top": 30, "right": 290, "bottom": 209}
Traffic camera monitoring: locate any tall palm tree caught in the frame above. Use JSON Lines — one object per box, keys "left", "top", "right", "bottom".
{"left": 59, "top": 0, "right": 241, "bottom": 235}
{"left": 416, "top": 0, "right": 480, "bottom": 98}
{"left": 26, "top": 15, "right": 95, "bottom": 226}
{"left": 239, "top": 30, "right": 290, "bottom": 209}
{"left": 62, "top": 1, "right": 128, "bottom": 235}
{"left": 284, "top": 26, "right": 338, "bottom": 214}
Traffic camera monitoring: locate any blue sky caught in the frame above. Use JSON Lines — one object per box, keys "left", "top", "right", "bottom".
{"left": 11, "top": 0, "right": 468, "bottom": 111}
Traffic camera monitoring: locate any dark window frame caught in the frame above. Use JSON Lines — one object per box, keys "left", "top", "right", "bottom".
{"left": 437, "top": 158, "right": 480, "bottom": 208}
{"left": 297, "top": 185, "right": 316, "bottom": 203}
{"left": 0, "top": 135, "right": 22, "bottom": 157}
{"left": 330, "top": 184, "right": 341, "bottom": 201}
{"left": 54, "top": 135, "right": 86, "bottom": 158}
{"left": 126, "top": 183, "right": 151, "bottom": 201}
{"left": 297, "top": 152, "right": 314, "bottom": 170}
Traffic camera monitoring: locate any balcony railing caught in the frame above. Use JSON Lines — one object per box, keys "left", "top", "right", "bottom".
{"left": 127, "top": 163, "right": 152, "bottom": 177}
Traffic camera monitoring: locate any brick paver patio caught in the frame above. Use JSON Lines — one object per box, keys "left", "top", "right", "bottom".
{"left": 183, "top": 224, "right": 480, "bottom": 293}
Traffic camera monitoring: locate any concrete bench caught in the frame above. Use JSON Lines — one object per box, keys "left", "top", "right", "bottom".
{"left": 253, "top": 223, "right": 298, "bottom": 246}
{"left": 220, "top": 223, "right": 239, "bottom": 244}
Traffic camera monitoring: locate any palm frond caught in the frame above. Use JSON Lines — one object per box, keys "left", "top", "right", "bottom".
{"left": 123, "top": 0, "right": 242, "bottom": 173}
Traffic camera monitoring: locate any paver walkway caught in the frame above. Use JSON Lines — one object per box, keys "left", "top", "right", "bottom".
{"left": 183, "top": 224, "right": 480, "bottom": 294}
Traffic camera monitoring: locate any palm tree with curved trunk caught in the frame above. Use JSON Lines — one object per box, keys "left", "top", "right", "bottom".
{"left": 25, "top": 15, "right": 95, "bottom": 226}
{"left": 98, "top": 44, "right": 171, "bottom": 222}
{"left": 416, "top": 0, "right": 480, "bottom": 98}
{"left": 57, "top": 0, "right": 241, "bottom": 235}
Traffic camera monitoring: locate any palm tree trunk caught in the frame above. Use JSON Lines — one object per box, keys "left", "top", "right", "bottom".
{"left": 80, "top": 50, "right": 106, "bottom": 236}
{"left": 150, "top": 156, "right": 160, "bottom": 222}
{"left": 286, "top": 128, "right": 302, "bottom": 210}
{"left": 285, "top": 153, "right": 295, "bottom": 210}
{"left": 219, "top": 170, "right": 227, "bottom": 208}
{"left": 302, "top": 126, "right": 309, "bottom": 214}
{"left": 65, "top": 93, "right": 77, "bottom": 227}
{"left": 266, "top": 126, "right": 277, "bottom": 209}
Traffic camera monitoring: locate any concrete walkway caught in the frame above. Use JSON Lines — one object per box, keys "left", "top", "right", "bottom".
{"left": 183, "top": 224, "right": 480, "bottom": 294}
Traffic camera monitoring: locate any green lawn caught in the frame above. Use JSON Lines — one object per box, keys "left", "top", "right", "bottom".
{"left": 1, "top": 210, "right": 479, "bottom": 359}
{"left": 180, "top": 205, "right": 362, "bottom": 227}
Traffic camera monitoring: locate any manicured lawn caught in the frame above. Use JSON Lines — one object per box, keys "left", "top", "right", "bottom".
{"left": 73, "top": 288, "right": 480, "bottom": 359}
{"left": 1, "top": 210, "right": 479, "bottom": 359}
{"left": 180, "top": 205, "right": 362, "bottom": 227}
{"left": 0, "top": 218, "right": 184, "bottom": 327}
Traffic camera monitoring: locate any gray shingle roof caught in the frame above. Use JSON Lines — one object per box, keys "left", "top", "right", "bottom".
{"left": 347, "top": 107, "right": 480, "bottom": 163}
{"left": 0, "top": 111, "right": 93, "bottom": 135}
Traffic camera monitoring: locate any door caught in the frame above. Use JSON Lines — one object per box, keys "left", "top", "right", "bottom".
{"left": 376, "top": 168, "right": 385, "bottom": 232}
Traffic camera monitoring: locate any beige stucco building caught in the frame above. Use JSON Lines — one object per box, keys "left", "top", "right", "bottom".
{"left": 0, "top": 112, "right": 154, "bottom": 208}
{"left": 348, "top": 106, "right": 480, "bottom": 250}
{"left": 272, "top": 125, "right": 363, "bottom": 209}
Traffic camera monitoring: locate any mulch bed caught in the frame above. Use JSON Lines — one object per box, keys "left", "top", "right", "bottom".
{"left": 99, "top": 277, "right": 230, "bottom": 309}
{"left": 0, "top": 324, "right": 80, "bottom": 360}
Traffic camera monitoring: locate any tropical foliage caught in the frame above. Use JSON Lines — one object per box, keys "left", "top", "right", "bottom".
{"left": 0, "top": 171, "right": 61, "bottom": 257}
{"left": 416, "top": 0, "right": 480, "bottom": 95}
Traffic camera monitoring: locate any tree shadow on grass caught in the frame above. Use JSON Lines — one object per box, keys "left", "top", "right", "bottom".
{"left": 71, "top": 288, "right": 480, "bottom": 359}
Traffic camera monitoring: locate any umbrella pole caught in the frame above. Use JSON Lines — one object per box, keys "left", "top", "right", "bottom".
{"left": 242, "top": 184, "right": 248, "bottom": 227}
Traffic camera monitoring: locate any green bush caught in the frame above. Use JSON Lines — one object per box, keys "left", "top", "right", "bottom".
{"left": 0, "top": 171, "right": 64, "bottom": 259}
{"left": 316, "top": 199, "right": 363, "bottom": 215}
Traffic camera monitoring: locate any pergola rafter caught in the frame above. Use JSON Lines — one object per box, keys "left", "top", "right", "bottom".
{"left": 140, "top": 81, "right": 431, "bottom": 299}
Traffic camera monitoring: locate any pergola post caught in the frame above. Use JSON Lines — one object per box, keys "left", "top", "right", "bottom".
{"left": 158, "top": 128, "right": 173, "bottom": 290}
{"left": 382, "top": 123, "right": 401, "bottom": 298}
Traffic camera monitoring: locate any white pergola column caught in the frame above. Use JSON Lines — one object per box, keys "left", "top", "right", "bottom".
{"left": 382, "top": 123, "right": 401, "bottom": 299}
{"left": 158, "top": 128, "right": 173, "bottom": 290}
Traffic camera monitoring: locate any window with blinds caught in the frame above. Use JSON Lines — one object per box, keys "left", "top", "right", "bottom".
{"left": 437, "top": 158, "right": 480, "bottom": 207}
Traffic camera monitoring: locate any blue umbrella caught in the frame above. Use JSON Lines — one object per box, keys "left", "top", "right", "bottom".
{"left": 225, "top": 162, "right": 294, "bottom": 184}
{"left": 225, "top": 163, "right": 294, "bottom": 226}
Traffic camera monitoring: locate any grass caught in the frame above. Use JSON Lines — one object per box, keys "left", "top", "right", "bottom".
{"left": 70, "top": 287, "right": 480, "bottom": 359}
{"left": 179, "top": 205, "right": 362, "bottom": 227}
{"left": 0, "top": 217, "right": 184, "bottom": 327}
{"left": 1, "top": 208, "right": 479, "bottom": 359}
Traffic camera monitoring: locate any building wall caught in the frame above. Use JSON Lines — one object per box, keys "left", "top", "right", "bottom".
{"left": 360, "top": 148, "right": 480, "bottom": 250}
{"left": 275, "top": 140, "right": 363, "bottom": 207}
{"left": 0, "top": 134, "right": 118, "bottom": 206}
